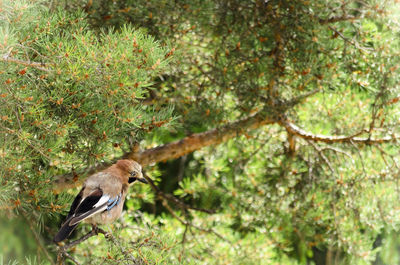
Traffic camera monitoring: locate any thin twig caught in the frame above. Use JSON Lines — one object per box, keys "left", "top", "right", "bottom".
{"left": 350, "top": 140, "right": 367, "bottom": 177}
{"left": 189, "top": 223, "right": 232, "bottom": 244}
{"left": 147, "top": 171, "right": 228, "bottom": 243}
{"left": 179, "top": 223, "right": 189, "bottom": 264}
{"left": 306, "top": 140, "right": 335, "bottom": 173}
{"left": 319, "top": 15, "right": 360, "bottom": 24}
{"left": 1, "top": 55, "right": 51, "bottom": 72}
{"left": 159, "top": 194, "right": 232, "bottom": 245}
{"left": 328, "top": 26, "right": 372, "bottom": 52}
{"left": 57, "top": 227, "right": 139, "bottom": 265}
{"left": 62, "top": 229, "right": 98, "bottom": 251}
{"left": 284, "top": 121, "right": 397, "bottom": 144}
{"left": 97, "top": 227, "right": 138, "bottom": 263}
{"left": 375, "top": 145, "right": 390, "bottom": 168}
{"left": 15, "top": 44, "right": 51, "bottom": 60}
{"left": 320, "top": 146, "right": 355, "bottom": 164}
{"left": 144, "top": 174, "right": 216, "bottom": 214}
{"left": 62, "top": 252, "right": 81, "bottom": 265}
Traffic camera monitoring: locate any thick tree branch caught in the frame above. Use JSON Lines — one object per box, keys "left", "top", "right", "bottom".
{"left": 127, "top": 110, "right": 274, "bottom": 165}
{"left": 53, "top": 109, "right": 275, "bottom": 190}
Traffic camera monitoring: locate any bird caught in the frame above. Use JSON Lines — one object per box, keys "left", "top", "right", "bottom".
{"left": 54, "top": 159, "right": 148, "bottom": 243}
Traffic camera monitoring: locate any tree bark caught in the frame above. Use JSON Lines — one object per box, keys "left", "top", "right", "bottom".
{"left": 128, "top": 111, "right": 275, "bottom": 165}
{"left": 53, "top": 109, "right": 275, "bottom": 191}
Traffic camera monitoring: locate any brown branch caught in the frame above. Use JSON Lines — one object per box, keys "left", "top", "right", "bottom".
{"left": 53, "top": 109, "right": 275, "bottom": 190}
{"left": 53, "top": 95, "right": 398, "bottom": 192}
{"left": 53, "top": 109, "right": 398, "bottom": 192}
{"left": 319, "top": 15, "right": 360, "bottom": 24}
{"left": 287, "top": 132, "right": 296, "bottom": 156}
{"left": 328, "top": 26, "right": 372, "bottom": 52}
{"left": 57, "top": 229, "right": 97, "bottom": 264}
{"left": 284, "top": 121, "right": 398, "bottom": 144}
{"left": 57, "top": 226, "right": 139, "bottom": 264}
{"left": 128, "top": 111, "right": 274, "bottom": 165}
{"left": 1, "top": 55, "right": 51, "bottom": 72}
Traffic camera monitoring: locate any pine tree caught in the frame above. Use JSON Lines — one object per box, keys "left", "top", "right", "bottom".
{"left": 2, "top": 0, "right": 400, "bottom": 264}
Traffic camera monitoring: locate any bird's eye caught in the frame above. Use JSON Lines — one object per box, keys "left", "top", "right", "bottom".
{"left": 130, "top": 171, "right": 137, "bottom": 177}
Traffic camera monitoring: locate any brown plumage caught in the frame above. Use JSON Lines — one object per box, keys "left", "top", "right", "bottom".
{"left": 54, "top": 160, "right": 147, "bottom": 243}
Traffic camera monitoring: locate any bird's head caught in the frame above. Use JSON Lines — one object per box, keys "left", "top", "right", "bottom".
{"left": 116, "top": 159, "right": 148, "bottom": 184}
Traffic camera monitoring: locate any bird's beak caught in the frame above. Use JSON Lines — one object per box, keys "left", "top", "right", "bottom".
{"left": 137, "top": 177, "right": 148, "bottom": 184}
{"left": 138, "top": 173, "right": 148, "bottom": 184}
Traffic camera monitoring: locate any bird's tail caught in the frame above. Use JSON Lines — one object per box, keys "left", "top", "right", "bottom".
{"left": 53, "top": 217, "right": 78, "bottom": 243}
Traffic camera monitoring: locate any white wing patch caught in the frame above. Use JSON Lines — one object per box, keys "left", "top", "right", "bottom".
{"left": 69, "top": 194, "right": 111, "bottom": 226}
{"left": 93, "top": 195, "right": 110, "bottom": 208}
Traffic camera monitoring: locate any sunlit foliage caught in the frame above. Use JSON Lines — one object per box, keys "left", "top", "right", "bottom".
{"left": 1, "top": 0, "right": 400, "bottom": 264}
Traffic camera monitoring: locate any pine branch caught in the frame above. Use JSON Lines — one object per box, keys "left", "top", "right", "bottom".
{"left": 57, "top": 226, "right": 140, "bottom": 264}
{"left": 53, "top": 109, "right": 398, "bottom": 192}
{"left": 283, "top": 121, "right": 398, "bottom": 144}
{"left": 53, "top": 108, "right": 275, "bottom": 190}
{"left": 127, "top": 109, "right": 274, "bottom": 165}
{"left": 53, "top": 83, "right": 396, "bottom": 191}
{"left": 57, "top": 229, "right": 97, "bottom": 265}
{"left": 328, "top": 26, "right": 373, "bottom": 52}
{"left": 319, "top": 15, "right": 360, "bottom": 24}
{"left": 1, "top": 55, "right": 51, "bottom": 72}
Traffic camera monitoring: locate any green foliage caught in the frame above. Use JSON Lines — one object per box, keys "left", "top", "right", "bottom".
{"left": 0, "top": 0, "right": 175, "bottom": 215}
{"left": 2, "top": 0, "right": 400, "bottom": 264}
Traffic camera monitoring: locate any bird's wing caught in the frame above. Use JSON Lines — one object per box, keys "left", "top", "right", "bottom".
{"left": 68, "top": 190, "right": 123, "bottom": 226}
{"left": 54, "top": 188, "right": 122, "bottom": 242}
{"left": 54, "top": 188, "right": 101, "bottom": 243}
{"left": 66, "top": 187, "right": 84, "bottom": 219}
{"left": 68, "top": 188, "right": 108, "bottom": 225}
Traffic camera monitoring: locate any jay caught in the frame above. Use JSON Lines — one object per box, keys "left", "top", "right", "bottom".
{"left": 54, "top": 159, "right": 148, "bottom": 242}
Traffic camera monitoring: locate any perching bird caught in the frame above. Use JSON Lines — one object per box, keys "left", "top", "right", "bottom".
{"left": 54, "top": 159, "right": 148, "bottom": 242}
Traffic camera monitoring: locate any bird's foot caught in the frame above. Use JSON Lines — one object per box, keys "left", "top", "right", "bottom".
{"left": 92, "top": 224, "right": 107, "bottom": 236}
{"left": 91, "top": 224, "right": 99, "bottom": 235}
